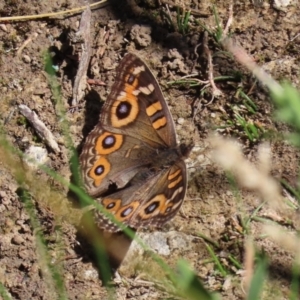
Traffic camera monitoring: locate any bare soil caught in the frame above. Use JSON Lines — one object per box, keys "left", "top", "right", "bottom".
{"left": 0, "top": 0, "right": 300, "bottom": 299}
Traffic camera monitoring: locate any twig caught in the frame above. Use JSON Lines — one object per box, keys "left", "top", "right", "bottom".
{"left": 96, "top": 29, "right": 110, "bottom": 58}
{"left": 16, "top": 32, "right": 38, "bottom": 56}
{"left": 72, "top": 5, "right": 92, "bottom": 106}
{"left": 223, "top": 2, "right": 233, "bottom": 37}
{"left": 19, "top": 104, "right": 60, "bottom": 153}
{"left": 0, "top": 0, "right": 107, "bottom": 22}
{"left": 4, "top": 107, "right": 16, "bottom": 125}
{"left": 203, "top": 32, "right": 222, "bottom": 99}
{"left": 191, "top": 42, "right": 202, "bottom": 73}
{"left": 87, "top": 78, "right": 106, "bottom": 86}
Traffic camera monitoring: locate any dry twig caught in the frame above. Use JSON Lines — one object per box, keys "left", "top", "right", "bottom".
{"left": 71, "top": 5, "right": 92, "bottom": 106}
{"left": 203, "top": 32, "right": 223, "bottom": 100}
{"left": 16, "top": 33, "right": 38, "bottom": 56}
{"left": 0, "top": 0, "right": 107, "bottom": 22}
{"left": 19, "top": 104, "right": 60, "bottom": 153}
{"left": 223, "top": 2, "right": 233, "bottom": 37}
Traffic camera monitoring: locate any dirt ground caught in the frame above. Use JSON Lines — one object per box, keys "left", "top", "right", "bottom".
{"left": 1, "top": 0, "right": 300, "bottom": 299}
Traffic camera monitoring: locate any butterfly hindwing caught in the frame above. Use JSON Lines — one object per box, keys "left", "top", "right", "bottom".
{"left": 94, "top": 161, "right": 187, "bottom": 232}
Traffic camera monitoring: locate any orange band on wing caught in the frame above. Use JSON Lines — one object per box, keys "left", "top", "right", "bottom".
{"left": 168, "top": 169, "right": 181, "bottom": 180}
{"left": 146, "top": 101, "right": 163, "bottom": 117}
{"left": 95, "top": 132, "right": 123, "bottom": 155}
{"left": 102, "top": 198, "right": 122, "bottom": 213}
{"left": 115, "top": 201, "right": 140, "bottom": 221}
{"left": 152, "top": 116, "right": 167, "bottom": 130}
{"left": 139, "top": 194, "right": 166, "bottom": 219}
{"left": 168, "top": 175, "right": 182, "bottom": 189}
{"left": 89, "top": 156, "right": 110, "bottom": 187}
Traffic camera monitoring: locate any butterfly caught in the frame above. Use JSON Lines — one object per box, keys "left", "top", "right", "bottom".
{"left": 80, "top": 53, "right": 193, "bottom": 232}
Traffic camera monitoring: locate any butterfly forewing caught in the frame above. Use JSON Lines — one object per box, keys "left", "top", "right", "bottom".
{"left": 80, "top": 124, "right": 159, "bottom": 196}
{"left": 100, "top": 53, "right": 177, "bottom": 148}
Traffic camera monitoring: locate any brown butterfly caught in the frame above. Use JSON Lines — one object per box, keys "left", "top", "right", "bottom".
{"left": 80, "top": 53, "right": 192, "bottom": 232}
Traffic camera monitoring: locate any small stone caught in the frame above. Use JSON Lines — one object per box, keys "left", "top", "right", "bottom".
{"left": 177, "top": 117, "right": 185, "bottom": 125}
{"left": 19, "top": 249, "right": 29, "bottom": 259}
{"left": 130, "top": 24, "right": 152, "bottom": 47}
{"left": 5, "top": 218, "right": 14, "bottom": 228}
{"left": 197, "top": 154, "right": 205, "bottom": 162}
{"left": 23, "top": 146, "right": 48, "bottom": 169}
{"left": 144, "top": 232, "right": 170, "bottom": 256}
{"left": 223, "top": 276, "right": 232, "bottom": 290}
{"left": 22, "top": 54, "right": 31, "bottom": 63}
{"left": 211, "top": 113, "right": 216, "bottom": 118}
{"left": 12, "top": 235, "right": 25, "bottom": 245}
{"left": 167, "top": 231, "right": 188, "bottom": 250}
{"left": 84, "top": 269, "right": 98, "bottom": 280}
{"left": 274, "top": 0, "right": 291, "bottom": 8}
{"left": 0, "top": 191, "right": 7, "bottom": 198}
{"left": 0, "top": 24, "right": 7, "bottom": 32}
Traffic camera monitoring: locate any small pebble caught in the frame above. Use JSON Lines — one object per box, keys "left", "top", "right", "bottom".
{"left": 197, "top": 154, "right": 205, "bottom": 162}
{"left": 12, "top": 235, "right": 25, "bottom": 245}
{"left": 211, "top": 113, "right": 216, "bottom": 118}
{"left": 22, "top": 54, "right": 31, "bottom": 63}
{"left": 223, "top": 276, "right": 232, "bottom": 291}
{"left": 23, "top": 146, "right": 48, "bottom": 169}
{"left": 0, "top": 24, "right": 7, "bottom": 32}
{"left": 274, "top": 0, "right": 291, "bottom": 8}
{"left": 0, "top": 191, "right": 7, "bottom": 198}
{"left": 5, "top": 218, "right": 14, "bottom": 228}
{"left": 177, "top": 117, "right": 185, "bottom": 125}
{"left": 84, "top": 269, "right": 98, "bottom": 280}
{"left": 19, "top": 250, "right": 29, "bottom": 259}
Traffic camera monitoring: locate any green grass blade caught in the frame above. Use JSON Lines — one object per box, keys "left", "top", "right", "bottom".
{"left": 0, "top": 283, "right": 12, "bottom": 300}
{"left": 205, "top": 244, "right": 227, "bottom": 277}
{"left": 176, "top": 260, "right": 219, "bottom": 300}
{"left": 289, "top": 260, "right": 300, "bottom": 300}
{"left": 246, "top": 255, "right": 268, "bottom": 300}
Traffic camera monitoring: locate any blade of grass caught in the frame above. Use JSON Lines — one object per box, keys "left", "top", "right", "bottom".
{"left": 289, "top": 261, "right": 300, "bottom": 300}
{"left": 176, "top": 260, "right": 219, "bottom": 300}
{"left": 246, "top": 254, "right": 268, "bottom": 300}
{"left": 228, "top": 254, "right": 242, "bottom": 269}
{"left": 17, "top": 189, "right": 68, "bottom": 300}
{"left": 205, "top": 243, "right": 227, "bottom": 277}
{"left": 0, "top": 283, "right": 12, "bottom": 300}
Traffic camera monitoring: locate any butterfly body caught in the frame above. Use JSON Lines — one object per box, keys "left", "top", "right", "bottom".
{"left": 80, "top": 53, "right": 192, "bottom": 232}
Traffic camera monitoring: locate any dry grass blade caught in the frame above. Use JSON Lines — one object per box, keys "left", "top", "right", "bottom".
{"left": 221, "top": 37, "right": 283, "bottom": 95}
{"left": 243, "top": 237, "right": 255, "bottom": 294}
{"left": 0, "top": 0, "right": 107, "bottom": 22}
{"left": 264, "top": 224, "right": 300, "bottom": 264}
{"left": 210, "top": 136, "right": 282, "bottom": 208}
